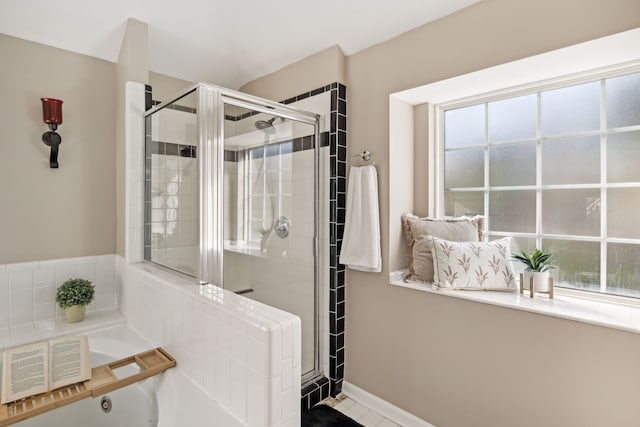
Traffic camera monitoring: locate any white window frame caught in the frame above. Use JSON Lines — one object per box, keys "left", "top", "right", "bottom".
{"left": 433, "top": 63, "right": 640, "bottom": 299}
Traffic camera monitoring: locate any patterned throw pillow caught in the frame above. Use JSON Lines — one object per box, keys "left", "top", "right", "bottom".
{"left": 430, "top": 237, "right": 517, "bottom": 290}
{"left": 401, "top": 214, "right": 484, "bottom": 283}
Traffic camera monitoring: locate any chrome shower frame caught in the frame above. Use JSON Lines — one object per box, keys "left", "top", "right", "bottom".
{"left": 144, "top": 82, "right": 323, "bottom": 379}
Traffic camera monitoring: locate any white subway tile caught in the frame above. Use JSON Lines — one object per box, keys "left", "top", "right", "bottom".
{"left": 95, "top": 291, "right": 116, "bottom": 310}
{"left": 9, "top": 288, "right": 33, "bottom": 325}
{"left": 0, "top": 271, "right": 8, "bottom": 293}
{"left": 216, "top": 352, "right": 231, "bottom": 410}
{"left": 281, "top": 388, "right": 293, "bottom": 424}
{"left": 33, "top": 303, "right": 55, "bottom": 321}
{"left": 247, "top": 368, "right": 267, "bottom": 427}
{"left": 0, "top": 327, "right": 10, "bottom": 350}
{"left": 6, "top": 261, "right": 38, "bottom": 272}
{"left": 55, "top": 265, "right": 77, "bottom": 285}
{"left": 281, "top": 320, "right": 293, "bottom": 359}
{"left": 32, "top": 268, "right": 56, "bottom": 287}
{"left": 75, "top": 263, "right": 97, "bottom": 282}
{"left": 229, "top": 360, "right": 247, "bottom": 423}
{"left": 247, "top": 337, "right": 266, "bottom": 375}
{"left": 0, "top": 292, "right": 9, "bottom": 328}
{"left": 292, "top": 320, "right": 301, "bottom": 370}
{"left": 33, "top": 285, "right": 54, "bottom": 304}
{"left": 268, "top": 376, "right": 282, "bottom": 426}
{"left": 9, "top": 270, "right": 33, "bottom": 290}
{"left": 9, "top": 323, "right": 37, "bottom": 345}
{"left": 281, "top": 357, "right": 293, "bottom": 392}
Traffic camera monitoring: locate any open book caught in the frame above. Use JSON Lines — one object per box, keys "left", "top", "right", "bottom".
{"left": 1, "top": 335, "right": 91, "bottom": 404}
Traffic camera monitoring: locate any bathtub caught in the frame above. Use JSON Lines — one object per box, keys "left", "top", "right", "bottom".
{"left": 9, "top": 325, "right": 242, "bottom": 427}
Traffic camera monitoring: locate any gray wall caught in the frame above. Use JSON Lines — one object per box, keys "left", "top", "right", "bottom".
{"left": 0, "top": 33, "right": 116, "bottom": 263}
{"left": 348, "top": 1, "right": 640, "bottom": 426}
{"left": 241, "top": 0, "right": 640, "bottom": 425}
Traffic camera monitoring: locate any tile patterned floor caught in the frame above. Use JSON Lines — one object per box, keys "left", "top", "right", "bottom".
{"left": 331, "top": 396, "right": 401, "bottom": 427}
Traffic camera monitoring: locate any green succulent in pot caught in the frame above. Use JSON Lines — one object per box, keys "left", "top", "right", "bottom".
{"left": 512, "top": 249, "right": 555, "bottom": 294}
{"left": 512, "top": 249, "right": 555, "bottom": 272}
{"left": 56, "top": 278, "right": 95, "bottom": 323}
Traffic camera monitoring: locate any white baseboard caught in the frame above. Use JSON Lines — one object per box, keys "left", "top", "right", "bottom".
{"left": 341, "top": 381, "right": 435, "bottom": 427}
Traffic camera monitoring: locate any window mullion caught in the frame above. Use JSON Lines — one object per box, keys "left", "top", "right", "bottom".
{"left": 600, "top": 79, "right": 608, "bottom": 293}
{"left": 484, "top": 102, "right": 489, "bottom": 239}
{"left": 536, "top": 92, "right": 542, "bottom": 249}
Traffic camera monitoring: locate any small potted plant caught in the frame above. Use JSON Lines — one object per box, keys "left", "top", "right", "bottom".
{"left": 55, "top": 278, "right": 95, "bottom": 323}
{"left": 512, "top": 249, "right": 555, "bottom": 292}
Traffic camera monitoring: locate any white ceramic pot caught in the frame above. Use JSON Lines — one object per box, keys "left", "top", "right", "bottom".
{"left": 523, "top": 271, "right": 551, "bottom": 292}
{"left": 64, "top": 305, "right": 86, "bottom": 323}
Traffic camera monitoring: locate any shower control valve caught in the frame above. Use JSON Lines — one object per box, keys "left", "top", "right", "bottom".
{"left": 274, "top": 216, "right": 290, "bottom": 239}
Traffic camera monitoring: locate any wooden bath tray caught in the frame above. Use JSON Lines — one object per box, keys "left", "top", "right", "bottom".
{"left": 0, "top": 347, "right": 176, "bottom": 426}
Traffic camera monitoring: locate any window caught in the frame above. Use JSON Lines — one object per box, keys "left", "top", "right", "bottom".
{"left": 441, "top": 70, "right": 640, "bottom": 298}
{"left": 247, "top": 143, "right": 292, "bottom": 244}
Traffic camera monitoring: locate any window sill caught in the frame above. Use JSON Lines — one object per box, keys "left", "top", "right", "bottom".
{"left": 223, "top": 240, "right": 288, "bottom": 259}
{"left": 390, "top": 270, "right": 640, "bottom": 334}
{"left": 224, "top": 240, "right": 268, "bottom": 258}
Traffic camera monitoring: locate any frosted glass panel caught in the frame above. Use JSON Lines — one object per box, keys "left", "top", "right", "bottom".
{"left": 445, "top": 148, "right": 484, "bottom": 188}
{"left": 541, "top": 136, "right": 600, "bottom": 185}
{"left": 489, "top": 191, "right": 535, "bottom": 233}
{"left": 543, "top": 239, "right": 600, "bottom": 292}
{"left": 145, "top": 90, "right": 199, "bottom": 276}
{"left": 608, "top": 188, "right": 640, "bottom": 239}
{"left": 488, "top": 94, "right": 536, "bottom": 142}
{"left": 606, "top": 72, "right": 640, "bottom": 129}
{"left": 607, "top": 243, "right": 640, "bottom": 298}
{"left": 541, "top": 81, "right": 600, "bottom": 136}
{"left": 489, "top": 142, "right": 535, "bottom": 186}
{"left": 444, "top": 104, "right": 484, "bottom": 148}
{"left": 445, "top": 191, "right": 483, "bottom": 217}
{"left": 541, "top": 189, "right": 600, "bottom": 236}
{"left": 607, "top": 131, "right": 640, "bottom": 183}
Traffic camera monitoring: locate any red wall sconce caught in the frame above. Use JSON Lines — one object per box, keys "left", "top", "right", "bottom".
{"left": 41, "top": 98, "right": 63, "bottom": 168}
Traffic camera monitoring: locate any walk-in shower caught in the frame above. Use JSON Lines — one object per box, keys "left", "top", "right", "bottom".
{"left": 143, "top": 83, "right": 326, "bottom": 383}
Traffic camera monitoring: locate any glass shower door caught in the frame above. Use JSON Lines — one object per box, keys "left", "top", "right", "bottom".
{"left": 222, "top": 101, "right": 318, "bottom": 377}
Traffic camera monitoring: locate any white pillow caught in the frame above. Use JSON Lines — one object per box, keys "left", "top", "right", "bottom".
{"left": 430, "top": 237, "right": 517, "bottom": 291}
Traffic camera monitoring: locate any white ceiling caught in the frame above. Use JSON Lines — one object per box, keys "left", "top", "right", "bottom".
{"left": 0, "top": 0, "right": 479, "bottom": 89}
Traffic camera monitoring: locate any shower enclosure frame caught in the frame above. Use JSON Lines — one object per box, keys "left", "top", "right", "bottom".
{"left": 144, "top": 82, "right": 323, "bottom": 382}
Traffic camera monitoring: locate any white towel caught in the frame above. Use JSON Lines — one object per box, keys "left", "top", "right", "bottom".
{"left": 339, "top": 165, "right": 382, "bottom": 272}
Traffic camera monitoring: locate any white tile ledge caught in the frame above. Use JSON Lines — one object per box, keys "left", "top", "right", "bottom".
{"left": 0, "top": 309, "right": 125, "bottom": 351}
{"left": 390, "top": 270, "right": 640, "bottom": 334}
{"left": 130, "top": 261, "right": 300, "bottom": 333}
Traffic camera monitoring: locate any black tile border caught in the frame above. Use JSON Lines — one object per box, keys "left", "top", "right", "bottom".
{"left": 150, "top": 141, "right": 197, "bottom": 158}
{"left": 221, "top": 132, "right": 330, "bottom": 163}
{"left": 151, "top": 99, "right": 196, "bottom": 114}
{"left": 301, "top": 82, "right": 347, "bottom": 412}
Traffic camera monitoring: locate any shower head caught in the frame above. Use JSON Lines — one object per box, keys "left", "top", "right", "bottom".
{"left": 255, "top": 117, "right": 277, "bottom": 131}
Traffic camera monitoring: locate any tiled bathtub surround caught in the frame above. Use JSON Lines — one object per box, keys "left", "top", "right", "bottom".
{"left": 0, "top": 255, "right": 117, "bottom": 329}
{"left": 118, "top": 256, "right": 301, "bottom": 427}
